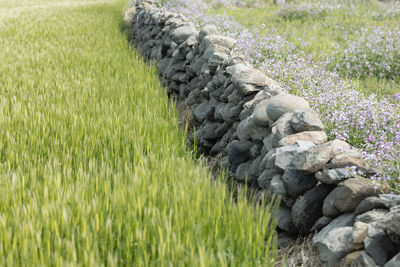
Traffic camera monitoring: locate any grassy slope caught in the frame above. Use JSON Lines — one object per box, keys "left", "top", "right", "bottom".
{"left": 0, "top": 1, "right": 276, "bottom": 265}
{"left": 217, "top": 2, "right": 399, "bottom": 98}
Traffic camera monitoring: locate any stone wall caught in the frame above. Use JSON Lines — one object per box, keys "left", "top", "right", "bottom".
{"left": 124, "top": 1, "right": 400, "bottom": 265}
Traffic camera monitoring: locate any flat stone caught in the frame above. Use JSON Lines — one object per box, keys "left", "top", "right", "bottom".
{"left": 356, "top": 209, "right": 388, "bottom": 224}
{"left": 291, "top": 109, "right": 325, "bottom": 132}
{"left": 350, "top": 252, "right": 378, "bottom": 267}
{"left": 315, "top": 168, "right": 356, "bottom": 184}
{"left": 231, "top": 69, "right": 268, "bottom": 96}
{"left": 275, "top": 141, "right": 315, "bottom": 171}
{"left": 277, "top": 206, "right": 298, "bottom": 233}
{"left": 327, "top": 154, "right": 365, "bottom": 169}
{"left": 282, "top": 166, "right": 317, "bottom": 198}
{"left": 364, "top": 232, "right": 398, "bottom": 266}
{"left": 292, "top": 139, "right": 352, "bottom": 174}
{"left": 266, "top": 93, "right": 310, "bottom": 121}
{"left": 353, "top": 221, "right": 369, "bottom": 244}
{"left": 323, "top": 178, "right": 377, "bottom": 217}
{"left": 384, "top": 252, "right": 400, "bottom": 267}
{"left": 354, "top": 197, "right": 389, "bottom": 215}
{"left": 279, "top": 131, "right": 327, "bottom": 146}
{"left": 291, "top": 184, "right": 335, "bottom": 234}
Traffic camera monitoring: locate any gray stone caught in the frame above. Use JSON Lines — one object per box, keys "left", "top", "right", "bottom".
{"left": 199, "top": 24, "right": 218, "bottom": 39}
{"left": 384, "top": 252, "right": 400, "bottom": 267}
{"left": 231, "top": 68, "right": 268, "bottom": 96}
{"left": 266, "top": 93, "right": 310, "bottom": 121}
{"left": 314, "top": 226, "right": 357, "bottom": 266}
{"left": 356, "top": 209, "right": 388, "bottom": 224}
{"left": 277, "top": 206, "right": 298, "bottom": 233}
{"left": 196, "top": 121, "right": 223, "bottom": 140}
{"left": 310, "top": 216, "right": 333, "bottom": 232}
{"left": 220, "top": 103, "right": 242, "bottom": 123}
{"left": 259, "top": 148, "right": 277, "bottom": 172}
{"left": 327, "top": 154, "right": 365, "bottom": 169}
{"left": 292, "top": 184, "right": 335, "bottom": 234}
{"left": 278, "top": 131, "right": 327, "bottom": 146}
{"left": 235, "top": 161, "right": 257, "bottom": 184}
{"left": 282, "top": 166, "right": 317, "bottom": 198}
{"left": 354, "top": 197, "right": 389, "bottom": 215}
{"left": 377, "top": 208, "right": 400, "bottom": 245}
{"left": 292, "top": 139, "right": 353, "bottom": 174}
{"left": 323, "top": 178, "right": 378, "bottom": 216}
{"left": 270, "top": 175, "right": 286, "bottom": 196}
{"left": 315, "top": 214, "right": 356, "bottom": 240}
{"left": 226, "top": 140, "right": 253, "bottom": 172}
{"left": 353, "top": 221, "right": 369, "bottom": 244}
{"left": 270, "top": 112, "right": 295, "bottom": 141}
{"left": 275, "top": 141, "right": 315, "bottom": 171}
{"left": 380, "top": 194, "right": 400, "bottom": 208}
{"left": 258, "top": 170, "right": 274, "bottom": 190}
{"left": 252, "top": 99, "right": 270, "bottom": 127}
{"left": 365, "top": 232, "right": 398, "bottom": 266}
{"left": 237, "top": 116, "right": 270, "bottom": 141}
{"left": 350, "top": 252, "right": 378, "bottom": 267}
{"left": 193, "top": 101, "right": 210, "bottom": 122}
{"left": 249, "top": 156, "right": 263, "bottom": 178}
{"left": 225, "top": 63, "right": 251, "bottom": 76}
{"left": 315, "top": 168, "right": 356, "bottom": 185}
{"left": 202, "top": 35, "right": 236, "bottom": 50}
{"left": 171, "top": 25, "right": 195, "bottom": 43}
{"left": 291, "top": 109, "right": 325, "bottom": 132}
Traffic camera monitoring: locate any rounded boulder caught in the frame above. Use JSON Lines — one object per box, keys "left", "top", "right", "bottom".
{"left": 266, "top": 93, "right": 309, "bottom": 121}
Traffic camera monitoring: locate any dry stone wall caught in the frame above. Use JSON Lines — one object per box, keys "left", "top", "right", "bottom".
{"left": 124, "top": 1, "right": 400, "bottom": 265}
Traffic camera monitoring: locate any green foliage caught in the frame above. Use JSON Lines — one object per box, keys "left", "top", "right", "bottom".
{"left": 0, "top": 1, "right": 277, "bottom": 265}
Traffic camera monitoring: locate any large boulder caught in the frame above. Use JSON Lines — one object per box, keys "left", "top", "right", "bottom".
{"left": 323, "top": 178, "right": 378, "bottom": 217}
{"left": 266, "top": 93, "right": 309, "bottom": 121}
{"left": 292, "top": 139, "right": 355, "bottom": 174}
{"left": 278, "top": 131, "right": 327, "bottom": 146}
{"left": 291, "top": 184, "right": 335, "bottom": 234}
{"left": 313, "top": 214, "right": 356, "bottom": 265}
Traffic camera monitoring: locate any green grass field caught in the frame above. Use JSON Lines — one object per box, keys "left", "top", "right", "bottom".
{"left": 0, "top": 0, "right": 277, "bottom": 265}
{"left": 216, "top": 0, "right": 400, "bottom": 98}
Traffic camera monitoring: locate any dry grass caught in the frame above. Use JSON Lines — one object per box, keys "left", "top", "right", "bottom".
{"left": 276, "top": 234, "right": 326, "bottom": 267}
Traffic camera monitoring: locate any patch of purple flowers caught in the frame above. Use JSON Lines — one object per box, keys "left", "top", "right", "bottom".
{"left": 159, "top": 0, "right": 400, "bottom": 192}
{"left": 328, "top": 26, "right": 400, "bottom": 79}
